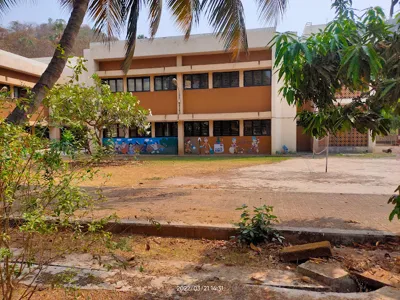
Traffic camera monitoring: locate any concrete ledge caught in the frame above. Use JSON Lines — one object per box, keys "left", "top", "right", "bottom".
{"left": 103, "top": 220, "right": 400, "bottom": 245}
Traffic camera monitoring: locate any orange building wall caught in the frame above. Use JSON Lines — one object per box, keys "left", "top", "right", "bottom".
{"left": 0, "top": 101, "right": 48, "bottom": 121}
{"left": 99, "top": 56, "right": 177, "bottom": 71}
{"left": 133, "top": 91, "right": 177, "bottom": 115}
{"left": 0, "top": 67, "right": 39, "bottom": 83}
{"left": 183, "top": 86, "right": 271, "bottom": 114}
{"left": 182, "top": 50, "right": 272, "bottom": 66}
{"left": 296, "top": 126, "right": 312, "bottom": 152}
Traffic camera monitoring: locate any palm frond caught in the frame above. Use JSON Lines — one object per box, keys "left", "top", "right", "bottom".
{"left": 167, "top": 0, "right": 201, "bottom": 39}
{"left": 147, "top": 0, "right": 162, "bottom": 38}
{"left": 202, "top": 0, "right": 248, "bottom": 59}
{"left": 0, "top": 0, "right": 35, "bottom": 16}
{"left": 88, "top": 0, "right": 125, "bottom": 42}
{"left": 122, "top": 0, "right": 142, "bottom": 73}
{"left": 254, "top": 0, "right": 288, "bottom": 26}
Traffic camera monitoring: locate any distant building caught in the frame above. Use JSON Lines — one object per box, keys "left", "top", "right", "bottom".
{"left": 0, "top": 26, "right": 376, "bottom": 155}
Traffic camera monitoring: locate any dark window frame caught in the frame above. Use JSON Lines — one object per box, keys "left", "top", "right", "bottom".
{"left": 183, "top": 73, "right": 209, "bottom": 90}
{"left": 129, "top": 125, "right": 151, "bottom": 138}
{"left": 184, "top": 121, "right": 209, "bottom": 137}
{"left": 102, "top": 78, "right": 124, "bottom": 93}
{"left": 154, "top": 75, "right": 177, "bottom": 91}
{"left": 13, "top": 86, "right": 27, "bottom": 98}
{"left": 213, "top": 120, "right": 239, "bottom": 136}
{"left": 127, "top": 76, "right": 150, "bottom": 92}
{"left": 244, "top": 120, "right": 271, "bottom": 136}
{"left": 155, "top": 122, "right": 178, "bottom": 137}
{"left": 213, "top": 72, "right": 239, "bottom": 88}
{"left": 244, "top": 69, "right": 272, "bottom": 87}
{"left": 103, "top": 124, "right": 125, "bottom": 138}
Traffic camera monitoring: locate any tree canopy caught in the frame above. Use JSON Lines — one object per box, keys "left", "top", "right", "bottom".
{"left": 0, "top": 19, "right": 111, "bottom": 58}
{"left": 272, "top": 0, "right": 400, "bottom": 220}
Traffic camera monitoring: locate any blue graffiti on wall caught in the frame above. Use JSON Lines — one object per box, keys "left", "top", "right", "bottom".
{"left": 103, "top": 137, "right": 178, "bottom": 155}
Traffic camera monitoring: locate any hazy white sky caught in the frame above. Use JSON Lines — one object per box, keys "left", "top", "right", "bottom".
{"left": 0, "top": 0, "right": 393, "bottom": 37}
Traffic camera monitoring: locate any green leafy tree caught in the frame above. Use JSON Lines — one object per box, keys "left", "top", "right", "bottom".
{"left": 272, "top": 0, "right": 400, "bottom": 220}
{"left": 46, "top": 60, "right": 149, "bottom": 155}
{"left": 1, "top": 0, "right": 288, "bottom": 124}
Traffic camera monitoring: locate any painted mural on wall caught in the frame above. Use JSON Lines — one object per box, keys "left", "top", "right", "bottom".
{"left": 103, "top": 137, "right": 178, "bottom": 155}
{"left": 184, "top": 136, "right": 271, "bottom": 155}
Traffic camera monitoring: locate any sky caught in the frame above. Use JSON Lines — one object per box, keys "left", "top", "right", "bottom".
{"left": 0, "top": 0, "right": 393, "bottom": 37}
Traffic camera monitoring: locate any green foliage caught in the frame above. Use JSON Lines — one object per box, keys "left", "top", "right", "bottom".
{"left": 0, "top": 121, "right": 113, "bottom": 299}
{"left": 271, "top": 0, "right": 400, "bottom": 221}
{"left": 388, "top": 186, "right": 400, "bottom": 221}
{"left": 235, "top": 204, "right": 284, "bottom": 245}
{"left": 46, "top": 58, "right": 149, "bottom": 157}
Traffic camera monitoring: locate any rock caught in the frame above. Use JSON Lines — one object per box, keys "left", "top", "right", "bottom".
{"left": 297, "top": 261, "right": 358, "bottom": 292}
{"left": 353, "top": 268, "right": 400, "bottom": 289}
{"left": 301, "top": 276, "right": 312, "bottom": 283}
{"left": 280, "top": 241, "right": 333, "bottom": 262}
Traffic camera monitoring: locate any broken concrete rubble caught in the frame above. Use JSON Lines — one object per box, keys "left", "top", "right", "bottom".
{"left": 280, "top": 241, "right": 333, "bottom": 262}
{"left": 297, "top": 260, "right": 358, "bottom": 292}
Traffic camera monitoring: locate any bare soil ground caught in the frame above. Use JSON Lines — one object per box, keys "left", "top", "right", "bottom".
{"left": 80, "top": 155, "right": 400, "bottom": 233}
{"left": 14, "top": 234, "right": 400, "bottom": 300}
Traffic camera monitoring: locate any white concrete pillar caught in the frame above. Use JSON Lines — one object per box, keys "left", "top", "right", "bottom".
{"left": 177, "top": 74, "right": 183, "bottom": 115}
{"left": 176, "top": 55, "right": 182, "bottom": 67}
{"left": 239, "top": 120, "right": 244, "bottom": 136}
{"left": 150, "top": 75, "right": 155, "bottom": 92}
{"left": 178, "top": 120, "right": 184, "bottom": 155}
{"left": 151, "top": 122, "right": 156, "bottom": 137}
{"left": 209, "top": 120, "right": 214, "bottom": 137}
{"left": 368, "top": 130, "right": 375, "bottom": 153}
{"left": 239, "top": 70, "right": 244, "bottom": 88}
{"left": 208, "top": 72, "right": 213, "bottom": 89}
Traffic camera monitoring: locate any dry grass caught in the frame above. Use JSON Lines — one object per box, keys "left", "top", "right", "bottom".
{"left": 82, "top": 156, "right": 288, "bottom": 188}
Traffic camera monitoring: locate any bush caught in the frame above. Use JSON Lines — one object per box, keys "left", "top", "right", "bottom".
{"left": 235, "top": 204, "right": 284, "bottom": 245}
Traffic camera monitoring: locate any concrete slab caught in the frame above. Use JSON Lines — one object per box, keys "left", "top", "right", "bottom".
{"left": 280, "top": 241, "right": 333, "bottom": 262}
{"left": 297, "top": 261, "right": 358, "bottom": 292}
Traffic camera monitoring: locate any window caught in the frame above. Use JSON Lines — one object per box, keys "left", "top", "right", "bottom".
{"left": 244, "top": 120, "right": 271, "bottom": 136}
{"left": 183, "top": 74, "right": 208, "bottom": 89}
{"left": 103, "top": 124, "right": 125, "bottom": 138}
{"left": 213, "top": 120, "right": 239, "bottom": 136}
{"left": 155, "top": 122, "right": 178, "bottom": 137}
{"left": 154, "top": 75, "right": 177, "bottom": 91}
{"left": 213, "top": 72, "right": 239, "bottom": 88}
{"left": 244, "top": 70, "right": 271, "bottom": 87}
{"left": 102, "top": 78, "right": 124, "bottom": 92}
{"left": 13, "top": 86, "right": 27, "bottom": 98}
{"left": 129, "top": 125, "right": 151, "bottom": 137}
{"left": 0, "top": 84, "right": 10, "bottom": 94}
{"left": 184, "top": 121, "right": 209, "bottom": 137}
{"left": 127, "top": 77, "right": 150, "bottom": 92}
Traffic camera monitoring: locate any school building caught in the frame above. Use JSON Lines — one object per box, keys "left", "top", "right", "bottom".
{"left": 0, "top": 25, "right": 375, "bottom": 155}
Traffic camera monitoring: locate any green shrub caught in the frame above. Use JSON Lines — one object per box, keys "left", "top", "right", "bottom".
{"left": 235, "top": 204, "right": 284, "bottom": 245}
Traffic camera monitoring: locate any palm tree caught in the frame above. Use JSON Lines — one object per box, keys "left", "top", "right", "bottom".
{"left": 390, "top": 0, "right": 399, "bottom": 18}
{"left": 1, "top": 0, "right": 288, "bottom": 124}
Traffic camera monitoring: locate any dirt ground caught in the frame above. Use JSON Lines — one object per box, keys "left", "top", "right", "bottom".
{"left": 82, "top": 155, "right": 400, "bottom": 233}
{"left": 14, "top": 234, "right": 400, "bottom": 300}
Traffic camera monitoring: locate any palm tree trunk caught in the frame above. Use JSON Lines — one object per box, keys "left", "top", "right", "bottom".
{"left": 391, "top": 0, "right": 399, "bottom": 18}
{"left": 6, "top": 0, "right": 89, "bottom": 124}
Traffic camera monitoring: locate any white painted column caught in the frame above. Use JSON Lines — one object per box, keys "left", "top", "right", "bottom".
{"left": 239, "top": 120, "right": 244, "bottom": 136}
{"left": 151, "top": 122, "right": 156, "bottom": 138}
{"left": 150, "top": 75, "right": 155, "bottom": 92}
{"left": 178, "top": 121, "right": 184, "bottom": 155}
{"left": 368, "top": 130, "right": 375, "bottom": 153}
{"left": 208, "top": 72, "right": 213, "bottom": 89}
{"left": 239, "top": 70, "right": 244, "bottom": 88}
{"left": 177, "top": 74, "right": 183, "bottom": 115}
{"left": 271, "top": 45, "right": 297, "bottom": 153}
{"left": 209, "top": 120, "right": 214, "bottom": 137}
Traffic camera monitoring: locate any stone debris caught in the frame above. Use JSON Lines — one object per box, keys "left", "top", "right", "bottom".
{"left": 353, "top": 267, "right": 400, "bottom": 289}
{"left": 297, "top": 260, "right": 358, "bottom": 292}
